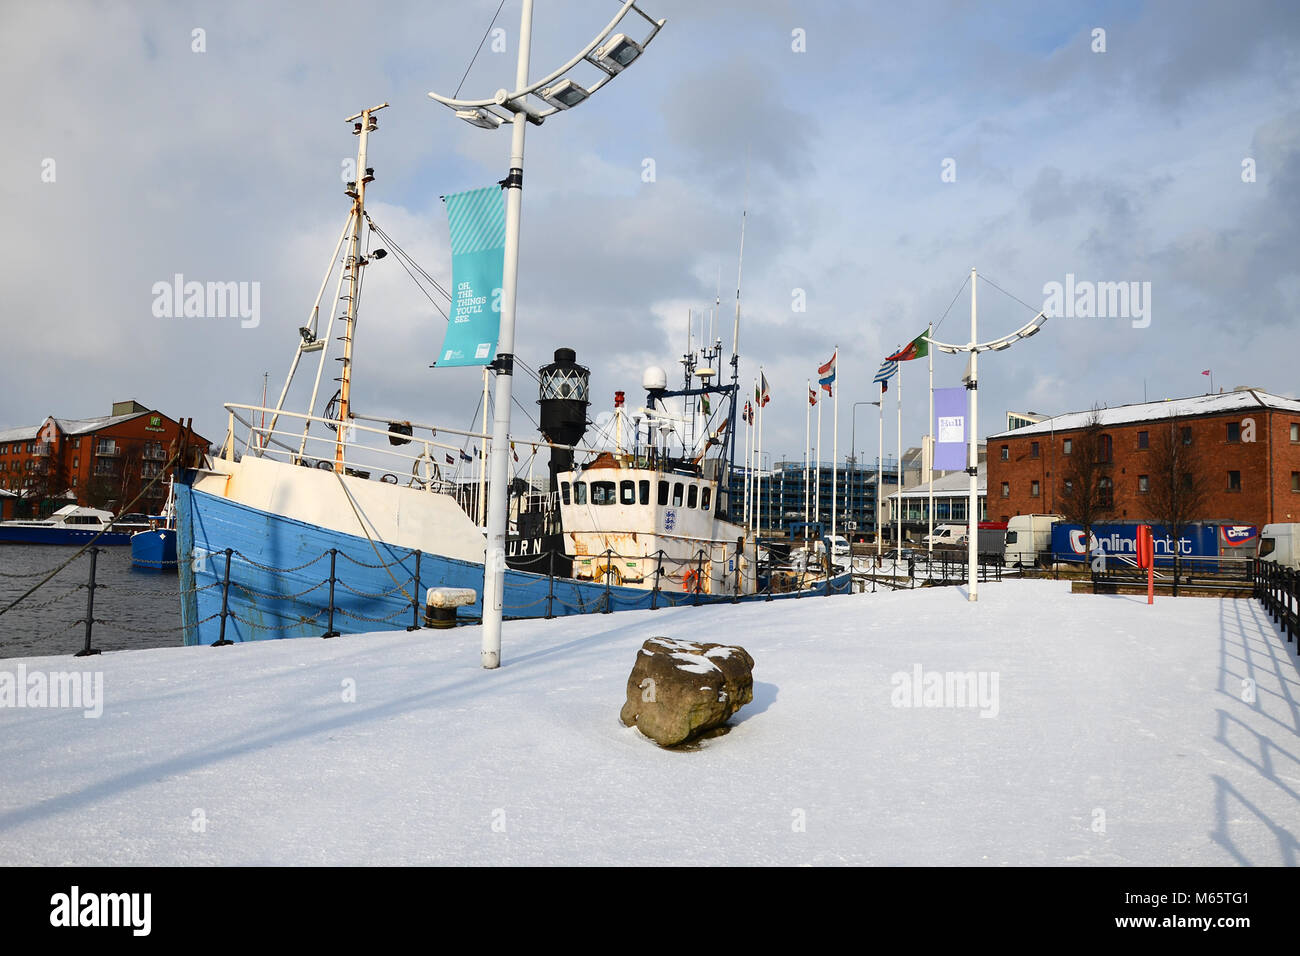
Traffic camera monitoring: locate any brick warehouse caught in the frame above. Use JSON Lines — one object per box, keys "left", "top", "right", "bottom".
{"left": 986, "top": 388, "right": 1300, "bottom": 529}
{"left": 0, "top": 400, "right": 210, "bottom": 519}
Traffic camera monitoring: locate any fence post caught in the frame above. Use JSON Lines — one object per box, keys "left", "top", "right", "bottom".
{"left": 693, "top": 549, "right": 705, "bottom": 607}
{"left": 651, "top": 550, "right": 662, "bottom": 611}
{"left": 74, "top": 547, "right": 102, "bottom": 657}
{"left": 407, "top": 549, "right": 422, "bottom": 632}
{"left": 212, "top": 548, "right": 235, "bottom": 646}
{"left": 322, "top": 548, "right": 340, "bottom": 638}
{"left": 602, "top": 548, "right": 614, "bottom": 614}
{"left": 545, "top": 551, "right": 555, "bottom": 620}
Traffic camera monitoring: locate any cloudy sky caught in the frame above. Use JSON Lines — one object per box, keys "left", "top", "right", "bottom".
{"left": 3, "top": 0, "right": 1297, "bottom": 470}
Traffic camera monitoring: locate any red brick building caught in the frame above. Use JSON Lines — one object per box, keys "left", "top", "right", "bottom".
{"left": 0, "top": 401, "right": 210, "bottom": 518}
{"left": 986, "top": 389, "right": 1300, "bottom": 529}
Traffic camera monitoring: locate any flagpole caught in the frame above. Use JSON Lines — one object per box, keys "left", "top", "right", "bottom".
{"left": 805, "top": 380, "right": 811, "bottom": 546}
{"left": 927, "top": 321, "right": 934, "bottom": 558}
{"left": 743, "top": 394, "right": 752, "bottom": 530}
{"left": 756, "top": 367, "right": 764, "bottom": 538}
{"left": 831, "top": 344, "right": 839, "bottom": 560}
{"left": 815, "top": 391, "right": 822, "bottom": 536}
{"left": 896, "top": 358, "right": 902, "bottom": 557}
{"left": 877, "top": 391, "right": 883, "bottom": 558}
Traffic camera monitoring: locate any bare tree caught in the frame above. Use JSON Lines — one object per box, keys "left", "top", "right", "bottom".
{"left": 1145, "top": 412, "right": 1208, "bottom": 595}
{"left": 1058, "top": 406, "right": 1115, "bottom": 560}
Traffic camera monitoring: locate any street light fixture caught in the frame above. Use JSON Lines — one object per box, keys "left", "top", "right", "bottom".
{"left": 926, "top": 268, "right": 1049, "bottom": 602}
{"left": 428, "top": 1, "right": 665, "bottom": 671}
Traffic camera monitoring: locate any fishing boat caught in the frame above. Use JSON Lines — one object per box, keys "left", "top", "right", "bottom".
{"left": 175, "top": 106, "right": 844, "bottom": 645}
{"left": 130, "top": 481, "right": 178, "bottom": 570}
{"left": 0, "top": 505, "right": 138, "bottom": 545}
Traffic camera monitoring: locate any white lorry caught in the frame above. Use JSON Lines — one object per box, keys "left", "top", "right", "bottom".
{"left": 1003, "top": 514, "right": 1063, "bottom": 568}
{"left": 1258, "top": 523, "right": 1300, "bottom": 570}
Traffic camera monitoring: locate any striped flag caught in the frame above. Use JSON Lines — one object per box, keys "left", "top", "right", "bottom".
{"left": 756, "top": 372, "right": 771, "bottom": 408}
{"left": 818, "top": 350, "right": 836, "bottom": 395}
{"left": 887, "top": 331, "right": 929, "bottom": 362}
{"left": 873, "top": 358, "right": 897, "bottom": 393}
{"left": 808, "top": 385, "right": 817, "bottom": 407}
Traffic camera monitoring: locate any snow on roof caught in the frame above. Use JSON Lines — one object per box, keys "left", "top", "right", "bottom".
{"left": 990, "top": 389, "right": 1300, "bottom": 439}
{"left": 0, "top": 425, "right": 39, "bottom": 443}
{"left": 889, "top": 463, "right": 986, "bottom": 500}
{"left": 54, "top": 413, "right": 145, "bottom": 435}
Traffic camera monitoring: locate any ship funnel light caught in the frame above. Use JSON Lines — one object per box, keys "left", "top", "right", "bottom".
{"left": 540, "top": 79, "right": 590, "bottom": 110}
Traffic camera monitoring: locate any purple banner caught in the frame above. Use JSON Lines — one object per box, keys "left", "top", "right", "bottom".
{"left": 933, "top": 387, "right": 967, "bottom": 471}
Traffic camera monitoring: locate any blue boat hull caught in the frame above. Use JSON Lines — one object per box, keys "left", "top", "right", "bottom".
{"left": 0, "top": 527, "right": 132, "bottom": 545}
{"left": 131, "top": 528, "right": 178, "bottom": 570}
{"left": 176, "top": 481, "right": 847, "bottom": 645}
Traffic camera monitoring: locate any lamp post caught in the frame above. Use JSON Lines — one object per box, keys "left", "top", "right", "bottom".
{"left": 429, "top": 1, "right": 665, "bottom": 669}
{"left": 851, "top": 400, "right": 880, "bottom": 550}
{"left": 926, "top": 268, "right": 1049, "bottom": 601}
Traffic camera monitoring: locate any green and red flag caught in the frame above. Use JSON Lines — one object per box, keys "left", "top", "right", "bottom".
{"left": 886, "top": 331, "right": 930, "bottom": 362}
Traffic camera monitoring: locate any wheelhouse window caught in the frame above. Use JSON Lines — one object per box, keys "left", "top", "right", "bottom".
{"left": 687, "top": 485, "right": 698, "bottom": 509}
{"left": 671, "top": 482, "right": 684, "bottom": 507}
{"left": 701, "top": 487, "right": 712, "bottom": 511}
{"left": 591, "top": 481, "right": 617, "bottom": 505}
{"left": 560, "top": 481, "right": 571, "bottom": 505}
{"left": 657, "top": 481, "right": 669, "bottom": 506}
{"left": 619, "top": 480, "right": 636, "bottom": 505}
{"left": 639, "top": 480, "right": 650, "bottom": 505}
{"left": 574, "top": 482, "right": 588, "bottom": 505}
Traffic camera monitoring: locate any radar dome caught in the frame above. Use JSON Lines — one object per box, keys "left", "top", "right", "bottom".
{"left": 641, "top": 365, "right": 668, "bottom": 390}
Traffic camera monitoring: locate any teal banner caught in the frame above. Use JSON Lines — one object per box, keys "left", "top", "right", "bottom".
{"left": 437, "top": 185, "right": 505, "bottom": 367}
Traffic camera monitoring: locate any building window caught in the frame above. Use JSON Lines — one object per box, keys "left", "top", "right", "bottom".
{"left": 1182, "top": 473, "right": 1193, "bottom": 491}
{"left": 1030, "top": 480, "right": 1040, "bottom": 497}
{"left": 1000, "top": 445, "right": 1009, "bottom": 461}
{"left": 1001, "top": 481, "right": 1009, "bottom": 498}
{"left": 73, "top": 437, "right": 80, "bottom": 448}
{"left": 72, "top": 457, "right": 78, "bottom": 470}
{"left": 1062, "top": 438, "right": 1072, "bottom": 455}
{"left": 1137, "top": 430, "right": 1148, "bottom": 449}
{"left": 1292, "top": 471, "right": 1300, "bottom": 492}
{"left": 96, "top": 439, "right": 116, "bottom": 456}
{"left": 1291, "top": 422, "right": 1299, "bottom": 443}
{"left": 1227, "top": 470, "right": 1241, "bottom": 492}
{"left": 1099, "top": 434, "right": 1113, "bottom": 462}
{"left": 1181, "top": 426, "right": 1192, "bottom": 445}
{"left": 1138, "top": 474, "right": 1149, "bottom": 493}
{"left": 1099, "top": 477, "right": 1113, "bottom": 507}
{"left": 1063, "top": 479, "right": 1074, "bottom": 496}
{"left": 1226, "top": 422, "right": 1240, "bottom": 443}
{"left": 1030, "top": 441, "right": 1040, "bottom": 459}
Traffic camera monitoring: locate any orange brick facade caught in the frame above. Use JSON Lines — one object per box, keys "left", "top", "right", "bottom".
{"left": 987, "top": 407, "right": 1300, "bottom": 529}
{"left": 0, "top": 408, "right": 209, "bottom": 518}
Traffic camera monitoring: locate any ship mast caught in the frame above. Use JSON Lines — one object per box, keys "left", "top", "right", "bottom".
{"left": 334, "top": 102, "right": 389, "bottom": 472}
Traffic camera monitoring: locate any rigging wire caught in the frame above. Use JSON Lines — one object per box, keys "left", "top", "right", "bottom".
{"left": 978, "top": 273, "right": 1047, "bottom": 317}
{"left": 453, "top": 0, "right": 509, "bottom": 99}
{"left": 931, "top": 274, "right": 970, "bottom": 335}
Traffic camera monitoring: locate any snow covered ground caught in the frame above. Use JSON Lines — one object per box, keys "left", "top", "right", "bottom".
{"left": 0, "top": 579, "right": 1296, "bottom": 866}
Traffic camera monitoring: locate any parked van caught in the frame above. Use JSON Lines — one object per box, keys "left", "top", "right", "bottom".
{"left": 1258, "top": 523, "right": 1300, "bottom": 570}
{"left": 1004, "top": 514, "right": 1063, "bottom": 568}
{"left": 813, "top": 535, "right": 851, "bottom": 569}
{"left": 923, "top": 523, "right": 968, "bottom": 547}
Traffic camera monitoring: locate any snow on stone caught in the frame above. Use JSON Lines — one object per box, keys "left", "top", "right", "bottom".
{"left": 0, "top": 580, "right": 1296, "bottom": 865}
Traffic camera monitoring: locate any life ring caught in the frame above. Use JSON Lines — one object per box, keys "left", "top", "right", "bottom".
{"left": 410, "top": 453, "right": 441, "bottom": 489}
{"left": 682, "top": 568, "right": 701, "bottom": 592}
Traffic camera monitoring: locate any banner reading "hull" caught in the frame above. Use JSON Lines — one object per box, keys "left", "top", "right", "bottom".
{"left": 437, "top": 185, "right": 505, "bottom": 367}
{"left": 933, "top": 386, "right": 968, "bottom": 471}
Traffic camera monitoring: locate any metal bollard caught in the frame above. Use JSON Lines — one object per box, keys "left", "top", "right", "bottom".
{"left": 212, "top": 548, "right": 235, "bottom": 647}
{"left": 74, "top": 547, "right": 102, "bottom": 657}
{"left": 322, "top": 548, "right": 340, "bottom": 638}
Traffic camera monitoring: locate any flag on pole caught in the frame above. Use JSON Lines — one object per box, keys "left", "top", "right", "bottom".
{"left": 445, "top": 453, "right": 455, "bottom": 465}
{"left": 701, "top": 394, "right": 711, "bottom": 416}
{"left": 818, "top": 350, "right": 836, "bottom": 395}
{"left": 887, "top": 331, "right": 930, "bottom": 362}
{"left": 743, "top": 400, "right": 753, "bottom": 425}
{"left": 808, "top": 385, "right": 818, "bottom": 407}
{"left": 874, "top": 358, "right": 898, "bottom": 392}
{"left": 459, "top": 450, "right": 473, "bottom": 462}
{"left": 1201, "top": 369, "right": 1211, "bottom": 376}
{"left": 756, "top": 372, "right": 771, "bottom": 407}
